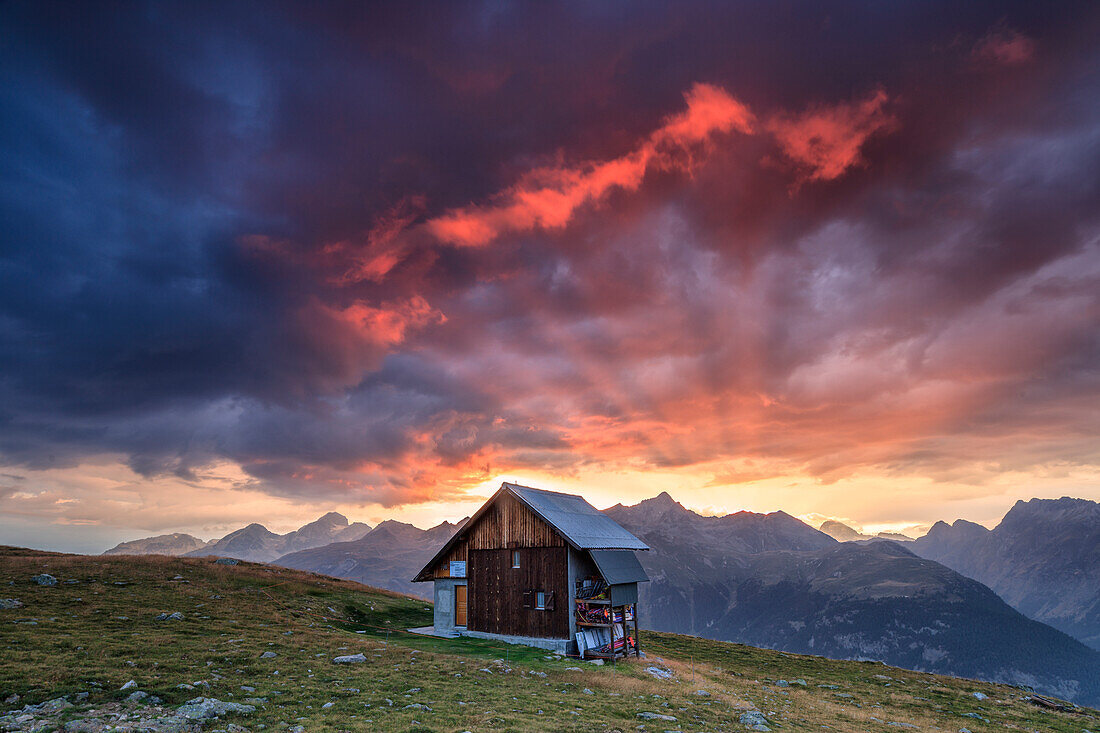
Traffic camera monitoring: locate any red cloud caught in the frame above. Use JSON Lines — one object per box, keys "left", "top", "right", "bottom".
{"left": 424, "top": 83, "right": 754, "bottom": 247}
{"left": 767, "top": 88, "right": 897, "bottom": 185}
{"left": 972, "top": 29, "right": 1036, "bottom": 67}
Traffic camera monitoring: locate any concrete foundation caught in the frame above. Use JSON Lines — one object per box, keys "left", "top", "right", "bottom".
{"left": 459, "top": 629, "right": 569, "bottom": 654}
{"left": 432, "top": 578, "right": 466, "bottom": 635}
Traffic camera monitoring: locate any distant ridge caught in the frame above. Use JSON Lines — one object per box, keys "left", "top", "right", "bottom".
{"left": 105, "top": 513, "right": 372, "bottom": 563}
{"left": 604, "top": 493, "right": 1100, "bottom": 705}
{"left": 103, "top": 532, "right": 209, "bottom": 556}
{"left": 912, "top": 496, "right": 1100, "bottom": 650}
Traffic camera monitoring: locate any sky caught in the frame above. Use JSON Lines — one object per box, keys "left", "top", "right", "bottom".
{"left": 2, "top": 1, "right": 1099, "bottom": 553}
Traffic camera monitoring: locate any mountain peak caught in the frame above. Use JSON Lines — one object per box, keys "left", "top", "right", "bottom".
{"left": 639, "top": 491, "right": 685, "bottom": 511}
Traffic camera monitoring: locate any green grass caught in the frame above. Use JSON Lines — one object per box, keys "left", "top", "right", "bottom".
{"left": 2, "top": 546, "right": 1098, "bottom": 732}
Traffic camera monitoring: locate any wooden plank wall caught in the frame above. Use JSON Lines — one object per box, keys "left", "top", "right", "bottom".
{"left": 430, "top": 539, "right": 468, "bottom": 579}
{"left": 468, "top": 546, "right": 568, "bottom": 639}
{"left": 467, "top": 492, "right": 565, "bottom": 550}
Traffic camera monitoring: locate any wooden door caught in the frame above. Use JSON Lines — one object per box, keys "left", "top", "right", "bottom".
{"left": 455, "top": 584, "right": 467, "bottom": 627}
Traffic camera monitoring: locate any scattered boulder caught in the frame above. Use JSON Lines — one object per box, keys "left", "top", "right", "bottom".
{"left": 155, "top": 612, "right": 185, "bottom": 621}
{"left": 0, "top": 598, "right": 23, "bottom": 609}
{"left": 121, "top": 680, "right": 138, "bottom": 690}
{"left": 694, "top": 689, "right": 711, "bottom": 696}
{"left": 971, "top": 691, "right": 987, "bottom": 700}
{"left": 637, "top": 711, "right": 676, "bottom": 721}
{"left": 333, "top": 653, "right": 367, "bottom": 664}
{"left": 32, "top": 574, "right": 57, "bottom": 586}
{"left": 645, "top": 666, "right": 673, "bottom": 680}
{"left": 739, "top": 710, "right": 770, "bottom": 730}
{"left": 259, "top": 651, "right": 277, "bottom": 658}
{"left": 215, "top": 558, "right": 239, "bottom": 565}
{"left": 126, "top": 690, "right": 149, "bottom": 703}
{"left": 176, "top": 696, "right": 256, "bottom": 720}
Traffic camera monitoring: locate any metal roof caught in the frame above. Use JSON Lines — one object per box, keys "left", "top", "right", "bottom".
{"left": 503, "top": 483, "right": 648, "bottom": 551}
{"left": 412, "top": 482, "right": 648, "bottom": 581}
{"left": 588, "top": 549, "right": 650, "bottom": 584}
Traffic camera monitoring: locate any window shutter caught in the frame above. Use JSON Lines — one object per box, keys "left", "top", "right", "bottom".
{"left": 522, "top": 590, "right": 533, "bottom": 609}
{"left": 545, "top": 590, "right": 556, "bottom": 611}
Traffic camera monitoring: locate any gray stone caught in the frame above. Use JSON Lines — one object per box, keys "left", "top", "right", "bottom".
{"left": 322, "top": 702, "right": 335, "bottom": 709}
{"left": 0, "top": 598, "right": 23, "bottom": 609}
{"left": 215, "top": 558, "right": 239, "bottom": 565}
{"left": 33, "top": 574, "right": 57, "bottom": 586}
{"left": 332, "top": 653, "right": 367, "bottom": 664}
{"left": 126, "top": 690, "right": 149, "bottom": 703}
{"left": 694, "top": 689, "right": 711, "bottom": 696}
{"left": 404, "top": 703, "right": 431, "bottom": 711}
{"left": 260, "top": 651, "right": 277, "bottom": 658}
{"left": 121, "top": 680, "right": 138, "bottom": 690}
{"left": 739, "top": 710, "right": 770, "bottom": 729}
{"left": 176, "top": 696, "right": 256, "bottom": 720}
{"left": 774, "top": 679, "right": 789, "bottom": 687}
{"left": 645, "top": 666, "right": 673, "bottom": 680}
{"left": 971, "top": 691, "right": 987, "bottom": 700}
{"left": 155, "top": 611, "right": 185, "bottom": 621}
{"left": 36, "top": 697, "right": 72, "bottom": 713}
{"left": 638, "top": 712, "right": 677, "bottom": 721}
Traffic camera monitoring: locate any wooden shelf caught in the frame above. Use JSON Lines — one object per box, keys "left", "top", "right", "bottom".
{"left": 576, "top": 621, "right": 612, "bottom": 627}
{"left": 575, "top": 598, "right": 610, "bottom": 604}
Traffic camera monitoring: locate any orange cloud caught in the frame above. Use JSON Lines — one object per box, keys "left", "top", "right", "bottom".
{"left": 326, "top": 295, "right": 446, "bottom": 348}
{"left": 767, "top": 88, "right": 897, "bottom": 185}
{"left": 424, "top": 83, "right": 754, "bottom": 247}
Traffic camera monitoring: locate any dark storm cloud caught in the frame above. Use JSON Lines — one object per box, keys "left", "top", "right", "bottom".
{"left": 1, "top": 0, "right": 1098, "bottom": 507}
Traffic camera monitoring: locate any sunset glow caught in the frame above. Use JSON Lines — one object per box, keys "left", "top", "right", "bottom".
{"left": 2, "top": 2, "right": 1099, "bottom": 551}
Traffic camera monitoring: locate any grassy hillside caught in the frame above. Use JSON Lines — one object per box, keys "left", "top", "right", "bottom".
{"left": 2, "top": 547, "right": 1097, "bottom": 732}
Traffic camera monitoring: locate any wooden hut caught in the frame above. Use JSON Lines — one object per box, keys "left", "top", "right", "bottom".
{"left": 412, "top": 482, "right": 649, "bottom": 657}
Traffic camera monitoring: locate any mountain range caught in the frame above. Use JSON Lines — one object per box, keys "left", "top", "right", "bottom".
{"left": 101, "top": 492, "right": 1100, "bottom": 703}
{"left": 604, "top": 493, "right": 1100, "bottom": 704}
{"left": 274, "top": 519, "right": 464, "bottom": 598}
{"left": 104, "top": 512, "right": 372, "bottom": 563}
{"left": 909, "top": 497, "right": 1100, "bottom": 651}
{"left": 818, "top": 520, "right": 914, "bottom": 543}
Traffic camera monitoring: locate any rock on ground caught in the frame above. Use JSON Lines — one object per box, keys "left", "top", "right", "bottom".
{"left": 645, "top": 666, "right": 673, "bottom": 680}
{"left": 0, "top": 598, "right": 23, "bottom": 609}
{"left": 739, "top": 710, "right": 771, "bottom": 730}
{"left": 32, "top": 574, "right": 57, "bottom": 586}
{"left": 333, "top": 653, "right": 367, "bottom": 664}
{"left": 175, "top": 697, "right": 255, "bottom": 720}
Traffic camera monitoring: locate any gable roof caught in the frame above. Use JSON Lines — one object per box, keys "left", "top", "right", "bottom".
{"left": 413, "top": 482, "right": 647, "bottom": 581}
{"left": 503, "top": 483, "right": 648, "bottom": 551}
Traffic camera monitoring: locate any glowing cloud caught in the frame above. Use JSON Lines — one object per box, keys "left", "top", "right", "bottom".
{"left": 424, "top": 83, "right": 755, "bottom": 247}
{"left": 767, "top": 89, "right": 897, "bottom": 184}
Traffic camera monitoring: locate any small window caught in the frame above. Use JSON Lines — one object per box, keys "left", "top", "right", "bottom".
{"left": 512, "top": 550, "right": 520, "bottom": 568}
{"left": 535, "top": 591, "right": 546, "bottom": 609}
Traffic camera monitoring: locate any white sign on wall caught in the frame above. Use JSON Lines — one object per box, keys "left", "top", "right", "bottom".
{"left": 449, "top": 560, "right": 466, "bottom": 578}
